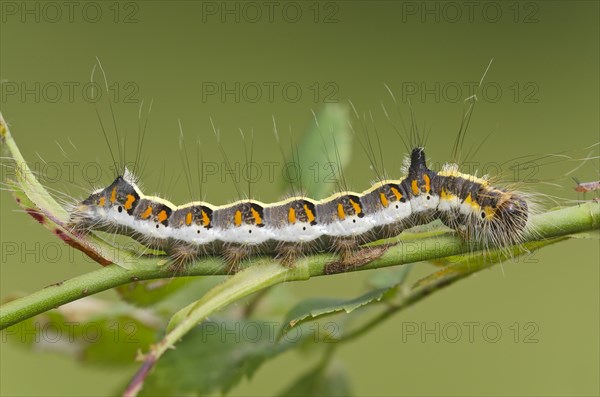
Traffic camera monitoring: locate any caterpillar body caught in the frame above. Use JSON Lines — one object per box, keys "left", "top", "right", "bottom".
{"left": 70, "top": 146, "right": 529, "bottom": 270}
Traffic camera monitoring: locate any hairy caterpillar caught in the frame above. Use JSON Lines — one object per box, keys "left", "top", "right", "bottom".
{"left": 44, "top": 59, "right": 560, "bottom": 272}
{"left": 69, "top": 144, "right": 530, "bottom": 271}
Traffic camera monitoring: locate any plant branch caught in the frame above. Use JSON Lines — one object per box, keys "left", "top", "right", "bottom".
{"left": 2, "top": 201, "right": 598, "bottom": 330}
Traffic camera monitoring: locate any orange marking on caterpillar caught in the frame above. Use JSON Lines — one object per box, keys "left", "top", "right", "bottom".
{"left": 98, "top": 197, "right": 106, "bottom": 207}
{"left": 411, "top": 180, "right": 419, "bottom": 195}
{"left": 185, "top": 212, "right": 193, "bottom": 226}
{"left": 304, "top": 205, "right": 315, "bottom": 223}
{"left": 350, "top": 199, "right": 362, "bottom": 215}
{"left": 234, "top": 210, "right": 242, "bottom": 226}
{"left": 141, "top": 206, "right": 153, "bottom": 219}
{"left": 380, "top": 192, "right": 389, "bottom": 207}
{"left": 124, "top": 194, "right": 136, "bottom": 210}
{"left": 390, "top": 187, "right": 402, "bottom": 201}
{"left": 157, "top": 210, "right": 168, "bottom": 223}
{"left": 423, "top": 174, "right": 431, "bottom": 192}
{"left": 337, "top": 203, "right": 346, "bottom": 220}
{"left": 250, "top": 207, "right": 263, "bottom": 225}
{"left": 288, "top": 207, "right": 297, "bottom": 224}
{"left": 201, "top": 210, "right": 211, "bottom": 227}
{"left": 110, "top": 187, "right": 117, "bottom": 203}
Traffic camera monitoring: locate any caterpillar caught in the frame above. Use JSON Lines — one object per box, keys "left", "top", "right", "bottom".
{"left": 68, "top": 144, "right": 530, "bottom": 271}
{"left": 53, "top": 59, "right": 548, "bottom": 272}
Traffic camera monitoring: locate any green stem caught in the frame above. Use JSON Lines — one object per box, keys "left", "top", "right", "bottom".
{"left": 2, "top": 201, "right": 598, "bottom": 330}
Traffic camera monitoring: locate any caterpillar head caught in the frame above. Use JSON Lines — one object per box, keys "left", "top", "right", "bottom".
{"left": 69, "top": 172, "right": 140, "bottom": 232}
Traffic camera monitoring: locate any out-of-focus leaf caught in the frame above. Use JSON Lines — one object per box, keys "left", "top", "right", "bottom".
{"left": 280, "top": 265, "right": 412, "bottom": 336}
{"left": 292, "top": 103, "right": 352, "bottom": 199}
{"left": 116, "top": 277, "right": 204, "bottom": 308}
{"left": 150, "top": 276, "right": 225, "bottom": 314}
{"left": 2, "top": 297, "right": 161, "bottom": 365}
{"left": 139, "top": 317, "right": 319, "bottom": 396}
{"left": 165, "top": 261, "right": 307, "bottom": 333}
{"left": 366, "top": 265, "right": 412, "bottom": 289}
{"left": 123, "top": 261, "right": 310, "bottom": 397}
{"left": 278, "top": 359, "right": 353, "bottom": 397}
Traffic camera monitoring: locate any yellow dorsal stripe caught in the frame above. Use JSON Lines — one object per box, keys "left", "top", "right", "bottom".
{"left": 437, "top": 169, "right": 489, "bottom": 186}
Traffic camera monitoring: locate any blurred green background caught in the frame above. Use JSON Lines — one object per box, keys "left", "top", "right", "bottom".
{"left": 1, "top": 1, "right": 598, "bottom": 395}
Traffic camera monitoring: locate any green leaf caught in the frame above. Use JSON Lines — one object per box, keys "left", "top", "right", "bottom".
{"left": 124, "top": 260, "right": 311, "bottom": 396}
{"left": 294, "top": 103, "right": 353, "bottom": 199}
{"left": 278, "top": 358, "right": 353, "bottom": 397}
{"left": 2, "top": 297, "right": 161, "bottom": 365}
{"left": 140, "top": 317, "right": 317, "bottom": 396}
{"left": 166, "top": 261, "right": 309, "bottom": 332}
{"left": 280, "top": 266, "right": 412, "bottom": 336}
{"left": 116, "top": 277, "right": 206, "bottom": 308}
